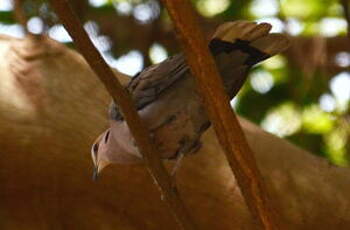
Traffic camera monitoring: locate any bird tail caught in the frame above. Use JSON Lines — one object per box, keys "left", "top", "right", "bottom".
{"left": 209, "top": 20, "right": 290, "bottom": 66}
{"left": 208, "top": 21, "right": 290, "bottom": 98}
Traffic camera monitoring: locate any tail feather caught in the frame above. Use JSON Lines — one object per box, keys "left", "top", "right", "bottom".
{"left": 213, "top": 21, "right": 272, "bottom": 43}
{"left": 209, "top": 20, "right": 290, "bottom": 98}
{"left": 242, "top": 23, "right": 272, "bottom": 41}
{"left": 210, "top": 20, "right": 290, "bottom": 65}
{"left": 250, "top": 33, "right": 290, "bottom": 56}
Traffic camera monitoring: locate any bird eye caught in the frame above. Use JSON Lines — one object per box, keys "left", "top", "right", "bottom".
{"left": 92, "top": 143, "right": 99, "bottom": 155}
{"left": 104, "top": 130, "right": 110, "bottom": 144}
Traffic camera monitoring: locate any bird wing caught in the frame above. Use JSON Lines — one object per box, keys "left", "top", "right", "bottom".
{"left": 110, "top": 54, "right": 189, "bottom": 120}
{"left": 92, "top": 20, "right": 291, "bottom": 168}
{"left": 110, "top": 21, "right": 290, "bottom": 121}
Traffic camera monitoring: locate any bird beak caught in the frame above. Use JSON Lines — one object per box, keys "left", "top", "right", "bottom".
{"left": 92, "top": 159, "right": 110, "bottom": 181}
{"left": 91, "top": 145, "right": 100, "bottom": 181}
{"left": 91, "top": 132, "right": 104, "bottom": 181}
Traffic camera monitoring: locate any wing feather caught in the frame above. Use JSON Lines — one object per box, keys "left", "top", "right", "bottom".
{"left": 110, "top": 21, "right": 290, "bottom": 121}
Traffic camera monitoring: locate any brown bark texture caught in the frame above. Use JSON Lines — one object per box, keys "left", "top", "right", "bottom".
{"left": 50, "top": 1, "right": 196, "bottom": 229}
{"left": 1, "top": 35, "right": 350, "bottom": 230}
{"left": 162, "top": 1, "right": 278, "bottom": 229}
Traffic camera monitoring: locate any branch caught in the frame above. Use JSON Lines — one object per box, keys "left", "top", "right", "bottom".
{"left": 341, "top": 0, "right": 350, "bottom": 39}
{"left": 161, "top": 1, "right": 280, "bottom": 229}
{"left": 49, "top": 1, "right": 196, "bottom": 230}
{"left": 13, "top": 0, "right": 28, "bottom": 34}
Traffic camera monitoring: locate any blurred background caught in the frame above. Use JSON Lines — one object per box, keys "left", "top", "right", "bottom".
{"left": 0, "top": 0, "right": 349, "bottom": 166}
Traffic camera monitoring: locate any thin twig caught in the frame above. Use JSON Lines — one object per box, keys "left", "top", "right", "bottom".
{"left": 49, "top": 1, "right": 197, "bottom": 230}
{"left": 161, "top": 1, "right": 280, "bottom": 229}
{"left": 341, "top": 0, "right": 350, "bottom": 39}
{"left": 13, "top": 0, "right": 29, "bottom": 34}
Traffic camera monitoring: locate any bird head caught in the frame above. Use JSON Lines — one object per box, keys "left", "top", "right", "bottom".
{"left": 91, "top": 125, "right": 143, "bottom": 180}
{"left": 91, "top": 129, "right": 112, "bottom": 180}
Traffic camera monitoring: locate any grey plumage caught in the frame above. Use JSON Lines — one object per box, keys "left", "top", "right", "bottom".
{"left": 91, "top": 21, "right": 290, "bottom": 175}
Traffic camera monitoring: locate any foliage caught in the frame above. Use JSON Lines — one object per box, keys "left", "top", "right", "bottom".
{"left": 0, "top": 0, "right": 349, "bottom": 166}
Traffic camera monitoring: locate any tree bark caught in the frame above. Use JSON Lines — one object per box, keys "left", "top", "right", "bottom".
{"left": 1, "top": 35, "right": 350, "bottom": 230}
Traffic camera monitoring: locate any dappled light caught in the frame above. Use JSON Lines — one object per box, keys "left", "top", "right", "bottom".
{"left": 0, "top": 0, "right": 348, "bottom": 166}
{"left": 149, "top": 43, "right": 168, "bottom": 64}
{"left": 250, "top": 70, "right": 274, "bottom": 94}
{"left": 111, "top": 50, "right": 144, "bottom": 75}
{"left": 1, "top": 0, "right": 350, "bottom": 229}
{"left": 27, "top": 16, "right": 43, "bottom": 34}
{"left": 196, "top": 0, "right": 230, "bottom": 17}
{"left": 261, "top": 102, "right": 302, "bottom": 137}
{"left": 48, "top": 24, "right": 72, "bottom": 42}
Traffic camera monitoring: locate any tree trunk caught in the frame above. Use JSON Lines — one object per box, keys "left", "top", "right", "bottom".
{"left": 0, "top": 35, "right": 349, "bottom": 230}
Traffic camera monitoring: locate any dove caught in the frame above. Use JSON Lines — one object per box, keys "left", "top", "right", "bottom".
{"left": 91, "top": 20, "right": 290, "bottom": 179}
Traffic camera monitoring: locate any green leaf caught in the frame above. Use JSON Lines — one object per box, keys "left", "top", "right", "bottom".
{"left": 0, "top": 11, "right": 15, "bottom": 24}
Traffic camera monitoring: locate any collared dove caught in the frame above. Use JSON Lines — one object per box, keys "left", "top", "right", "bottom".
{"left": 91, "top": 21, "right": 290, "bottom": 178}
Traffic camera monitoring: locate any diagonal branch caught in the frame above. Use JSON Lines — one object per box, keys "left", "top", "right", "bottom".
{"left": 161, "top": 1, "right": 280, "bottom": 229}
{"left": 13, "top": 0, "right": 28, "bottom": 34}
{"left": 49, "top": 1, "right": 196, "bottom": 230}
{"left": 341, "top": 0, "right": 350, "bottom": 39}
